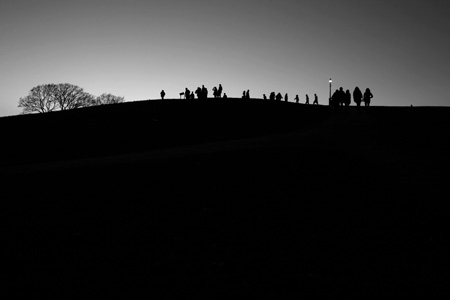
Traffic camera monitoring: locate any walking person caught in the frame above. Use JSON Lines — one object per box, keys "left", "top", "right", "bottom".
{"left": 294, "top": 94, "right": 299, "bottom": 103}
{"left": 305, "top": 94, "right": 309, "bottom": 105}
{"left": 313, "top": 94, "right": 318, "bottom": 105}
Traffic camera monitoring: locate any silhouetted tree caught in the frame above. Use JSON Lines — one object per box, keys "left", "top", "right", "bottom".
{"left": 95, "top": 93, "right": 124, "bottom": 105}
{"left": 54, "top": 83, "right": 95, "bottom": 110}
{"left": 18, "top": 84, "right": 59, "bottom": 114}
{"left": 18, "top": 83, "right": 94, "bottom": 114}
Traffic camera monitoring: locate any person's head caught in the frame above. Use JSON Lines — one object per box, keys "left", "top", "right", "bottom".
{"left": 346, "top": 89, "right": 350, "bottom": 93}
{"left": 339, "top": 87, "right": 343, "bottom": 91}
{"left": 366, "top": 88, "right": 370, "bottom": 92}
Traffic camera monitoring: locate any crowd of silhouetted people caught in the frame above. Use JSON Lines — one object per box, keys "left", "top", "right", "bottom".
{"left": 159, "top": 84, "right": 374, "bottom": 110}
{"left": 330, "top": 87, "right": 373, "bottom": 110}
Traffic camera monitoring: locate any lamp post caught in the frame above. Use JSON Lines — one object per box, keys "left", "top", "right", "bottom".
{"left": 329, "top": 78, "right": 332, "bottom": 105}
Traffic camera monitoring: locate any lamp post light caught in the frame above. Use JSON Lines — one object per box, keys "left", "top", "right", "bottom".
{"left": 329, "top": 78, "right": 332, "bottom": 105}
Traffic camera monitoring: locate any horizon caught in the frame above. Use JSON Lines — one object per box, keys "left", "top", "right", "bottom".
{"left": 1, "top": 0, "right": 450, "bottom": 117}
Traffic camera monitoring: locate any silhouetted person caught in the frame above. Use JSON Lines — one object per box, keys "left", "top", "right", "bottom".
{"left": 331, "top": 89, "right": 339, "bottom": 108}
{"left": 353, "top": 87, "right": 362, "bottom": 108}
{"left": 190, "top": 91, "right": 195, "bottom": 99}
{"left": 284, "top": 93, "right": 288, "bottom": 102}
{"left": 313, "top": 94, "right": 318, "bottom": 105}
{"left": 276, "top": 92, "right": 283, "bottom": 101}
{"left": 246, "top": 90, "right": 250, "bottom": 99}
{"left": 345, "top": 89, "right": 351, "bottom": 107}
{"left": 195, "top": 87, "right": 202, "bottom": 99}
{"left": 305, "top": 94, "right": 309, "bottom": 105}
{"left": 294, "top": 94, "right": 299, "bottom": 103}
{"left": 338, "top": 87, "right": 345, "bottom": 106}
{"left": 218, "top": 84, "right": 223, "bottom": 97}
{"left": 363, "top": 88, "right": 373, "bottom": 106}
{"left": 185, "top": 88, "right": 190, "bottom": 99}
{"left": 160, "top": 90, "right": 166, "bottom": 100}
{"left": 202, "top": 85, "right": 208, "bottom": 99}
{"left": 212, "top": 87, "right": 219, "bottom": 98}
{"left": 242, "top": 90, "right": 246, "bottom": 98}
{"left": 223, "top": 93, "right": 228, "bottom": 99}
{"left": 263, "top": 94, "right": 267, "bottom": 100}
{"left": 270, "top": 92, "right": 275, "bottom": 101}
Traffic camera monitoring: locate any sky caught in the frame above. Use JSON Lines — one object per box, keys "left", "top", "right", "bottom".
{"left": 1, "top": 0, "right": 450, "bottom": 117}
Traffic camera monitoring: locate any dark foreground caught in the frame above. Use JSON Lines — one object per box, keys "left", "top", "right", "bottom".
{"left": 2, "top": 99, "right": 450, "bottom": 298}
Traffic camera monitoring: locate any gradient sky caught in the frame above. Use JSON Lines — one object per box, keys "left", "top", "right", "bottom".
{"left": 1, "top": 0, "right": 449, "bottom": 116}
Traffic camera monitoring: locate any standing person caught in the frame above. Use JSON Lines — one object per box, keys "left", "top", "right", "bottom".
{"left": 185, "top": 88, "right": 190, "bottom": 99}
{"left": 363, "top": 88, "right": 373, "bottom": 106}
{"left": 345, "top": 90, "right": 351, "bottom": 107}
{"left": 331, "top": 89, "right": 339, "bottom": 108}
{"left": 270, "top": 92, "right": 275, "bottom": 101}
{"left": 294, "top": 95, "right": 299, "bottom": 103}
{"left": 338, "top": 87, "right": 345, "bottom": 106}
{"left": 276, "top": 92, "right": 283, "bottom": 101}
{"left": 285, "top": 93, "right": 288, "bottom": 102}
{"left": 313, "top": 94, "right": 318, "bottom": 105}
{"left": 242, "top": 90, "right": 246, "bottom": 98}
{"left": 160, "top": 90, "right": 166, "bottom": 100}
{"left": 353, "top": 87, "right": 363, "bottom": 108}
{"left": 218, "top": 84, "right": 223, "bottom": 98}
{"left": 305, "top": 94, "right": 309, "bottom": 105}
{"left": 201, "top": 85, "right": 208, "bottom": 99}
{"left": 246, "top": 90, "right": 250, "bottom": 99}
{"left": 195, "top": 87, "right": 202, "bottom": 99}
{"left": 263, "top": 94, "right": 267, "bottom": 100}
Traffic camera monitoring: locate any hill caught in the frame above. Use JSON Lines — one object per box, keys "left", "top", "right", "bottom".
{"left": 3, "top": 99, "right": 450, "bottom": 298}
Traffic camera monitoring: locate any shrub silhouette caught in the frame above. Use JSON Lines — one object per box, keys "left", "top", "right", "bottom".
{"left": 95, "top": 93, "right": 125, "bottom": 105}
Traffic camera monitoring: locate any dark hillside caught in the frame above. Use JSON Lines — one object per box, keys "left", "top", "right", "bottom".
{"left": 1, "top": 99, "right": 329, "bottom": 167}
{"left": 3, "top": 100, "right": 450, "bottom": 298}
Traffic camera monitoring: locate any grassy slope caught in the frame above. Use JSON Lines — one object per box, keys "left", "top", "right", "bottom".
{"left": 3, "top": 100, "right": 450, "bottom": 297}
